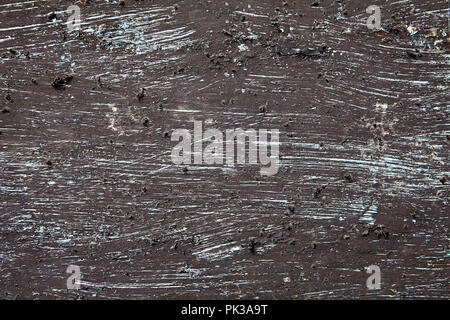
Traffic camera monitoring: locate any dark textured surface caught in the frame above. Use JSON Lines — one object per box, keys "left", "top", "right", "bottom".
{"left": 0, "top": 0, "right": 448, "bottom": 299}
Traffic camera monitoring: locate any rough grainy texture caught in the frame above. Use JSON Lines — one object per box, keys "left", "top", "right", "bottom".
{"left": 0, "top": 0, "right": 448, "bottom": 299}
